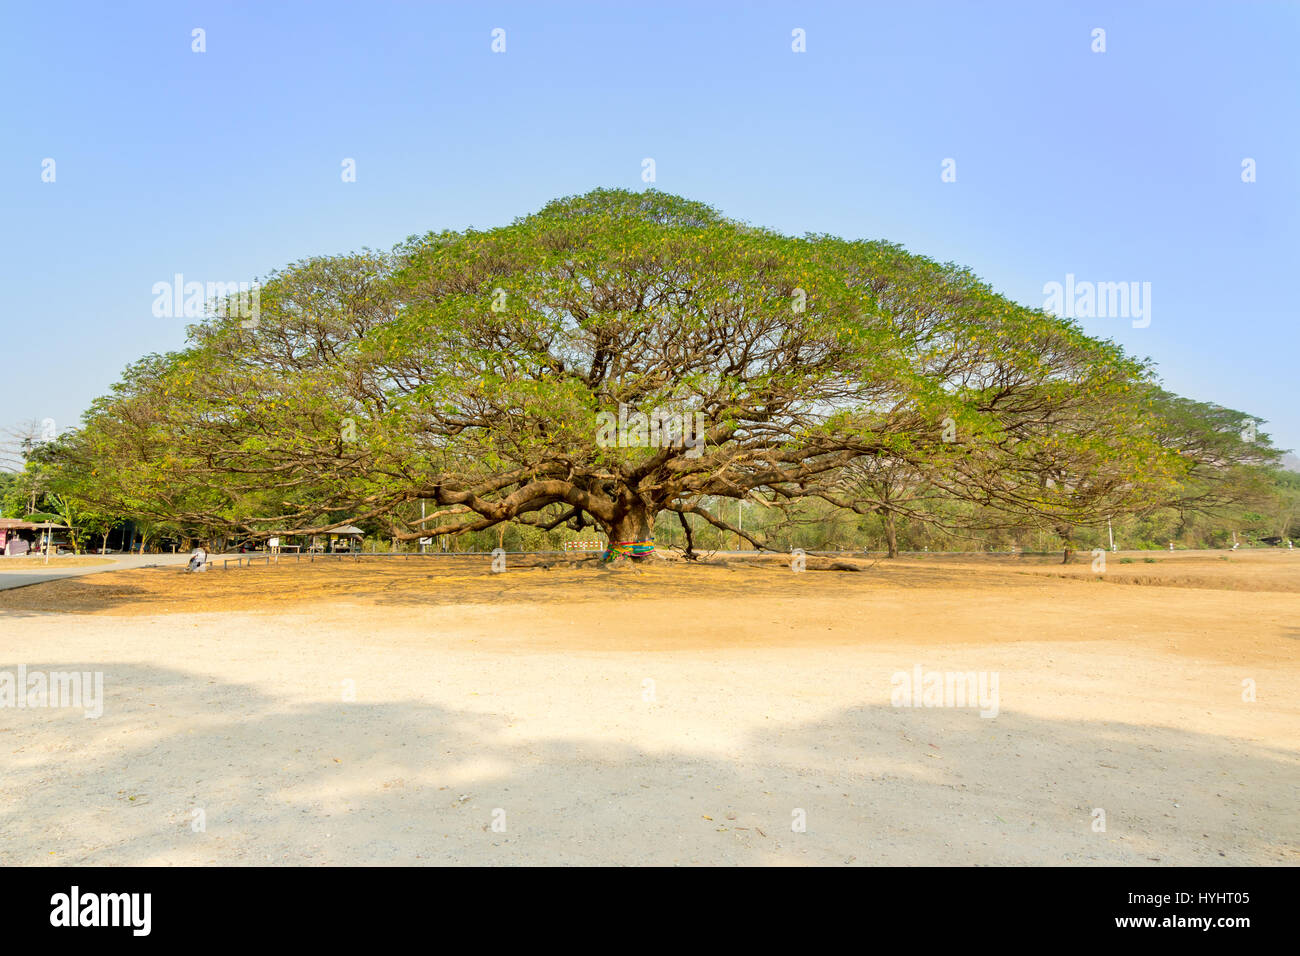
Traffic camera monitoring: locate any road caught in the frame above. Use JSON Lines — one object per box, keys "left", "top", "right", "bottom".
{"left": 0, "top": 553, "right": 192, "bottom": 592}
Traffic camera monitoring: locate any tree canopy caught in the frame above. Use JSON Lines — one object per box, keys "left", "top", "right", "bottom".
{"left": 37, "top": 189, "right": 1287, "bottom": 557}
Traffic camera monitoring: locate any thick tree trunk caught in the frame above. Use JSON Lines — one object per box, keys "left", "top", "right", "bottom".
{"left": 881, "top": 510, "right": 898, "bottom": 559}
{"left": 603, "top": 499, "right": 657, "bottom": 561}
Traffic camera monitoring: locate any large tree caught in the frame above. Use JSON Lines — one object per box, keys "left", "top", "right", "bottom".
{"left": 54, "top": 190, "right": 1190, "bottom": 554}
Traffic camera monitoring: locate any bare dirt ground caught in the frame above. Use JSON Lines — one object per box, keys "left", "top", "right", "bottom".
{"left": 1, "top": 550, "right": 1296, "bottom": 866}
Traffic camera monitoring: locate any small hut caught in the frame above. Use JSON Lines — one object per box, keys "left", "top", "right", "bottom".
{"left": 323, "top": 526, "right": 365, "bottom": 553}
{"left": 0, "top": 518, "right": 70, "bottom": 556}
{"left": 272, "top": 525, "right": 366, "bottom": 554}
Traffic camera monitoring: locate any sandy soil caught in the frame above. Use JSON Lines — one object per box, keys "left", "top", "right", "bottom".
{"left": 1, "top": 550, "right": 1296, "bottom": 866}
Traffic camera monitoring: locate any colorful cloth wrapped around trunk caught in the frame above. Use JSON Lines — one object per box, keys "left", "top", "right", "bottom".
{"left": 599, "top": 540, "right": 655, "bottom": 563}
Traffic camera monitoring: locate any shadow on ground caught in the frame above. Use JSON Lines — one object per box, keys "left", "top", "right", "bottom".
{"left": 1, "top": 662, "right": 1294, "bottom": 866}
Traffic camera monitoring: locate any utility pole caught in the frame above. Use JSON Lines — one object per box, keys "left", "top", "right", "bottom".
{"left": 420, "top": 500, "right": 426, "bottom": 554}
{"left": 1108, "top": 516, "right": 1115, "bottom": 552}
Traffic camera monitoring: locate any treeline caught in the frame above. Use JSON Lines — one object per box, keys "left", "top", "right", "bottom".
{"left": 3, "top": 452, "right": 1293, "bottom": 555}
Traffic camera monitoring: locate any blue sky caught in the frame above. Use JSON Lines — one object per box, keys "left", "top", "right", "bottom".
{"left": 2, "top": 1, "right": 1296, "bottom": 451}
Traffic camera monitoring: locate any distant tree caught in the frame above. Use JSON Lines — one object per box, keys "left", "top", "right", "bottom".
{"left": 75, "top": 509, "right": 122, "bottom": 554}
{"left": 0, "top": 420, "right": 45, "bottom": 473}
{"left": 1146, "top": 388, "right": 1283, "bottom": 535}
{"left": 814, "top": 456, "right": 938, "bottom": 558}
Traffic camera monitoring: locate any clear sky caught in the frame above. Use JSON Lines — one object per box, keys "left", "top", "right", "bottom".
{"left": 2, "top": 1, "right": 1296, "bottom": 452}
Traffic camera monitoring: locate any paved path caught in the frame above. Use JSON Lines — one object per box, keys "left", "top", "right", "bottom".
{"left": 0, "top": 553, "right": 192, "bottom": 592}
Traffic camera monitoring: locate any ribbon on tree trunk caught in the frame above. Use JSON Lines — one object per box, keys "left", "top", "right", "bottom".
{"left": 599, "top": 540, "right": 655, "bottom": 563}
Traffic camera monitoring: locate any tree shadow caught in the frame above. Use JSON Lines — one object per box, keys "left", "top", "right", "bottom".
{"left": 1, "top": 662, "right": 1294, "bottom": 865}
